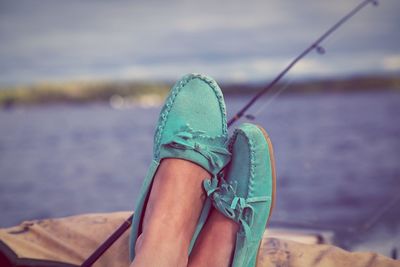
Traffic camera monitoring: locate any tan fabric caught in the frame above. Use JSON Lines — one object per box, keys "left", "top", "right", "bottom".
{"left": 0, "top": 212, "right": 398, "bottom": 267}
{"left": 257, "top": 237, "right": 399, "bottom": 267}
{"left": 0, "top": 212, "right": 131, "bottom": 267}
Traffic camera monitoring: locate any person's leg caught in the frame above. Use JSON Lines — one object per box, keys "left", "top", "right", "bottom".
{"left": 189, "top": 124, "right": 276, "bottom": 267}
{"left": 188, "top": 209, "right": 238, "bottom": 267}
{"left": 129, "top": 74, "right": 231, "bottom": 266}
{"left": 130, "top": 158, "right": 211, "bottom": 267}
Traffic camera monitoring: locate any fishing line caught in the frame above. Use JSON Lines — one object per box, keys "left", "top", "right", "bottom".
{"left": 81, "top": 1, "right": 379, "bottom": 266}
{"left": 244, "top": 77, "right": 295, "bottom": 121}
{"left": 360, "top": 193, "right": 400, "bottom": 232}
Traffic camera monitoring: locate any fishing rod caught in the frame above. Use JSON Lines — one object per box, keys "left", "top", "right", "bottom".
{"left": 81, "top": 0, "right": 379, "bottom": 266}
{"left": 228, "top": 0, "right": 378, "bottom": 126}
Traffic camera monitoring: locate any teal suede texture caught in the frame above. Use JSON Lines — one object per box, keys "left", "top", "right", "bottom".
{"left": 129, "top": 73, "right": 231, "bottom": 261}
{"left": 205, "top": 123, "right": 274, "bottom": 267}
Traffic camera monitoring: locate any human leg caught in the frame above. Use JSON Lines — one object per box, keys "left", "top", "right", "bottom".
{"left": 189, "top": 123, "right": 276, "bottom": 267}
{"left": 129, "top": 74, "right": 231, "bottom": 266}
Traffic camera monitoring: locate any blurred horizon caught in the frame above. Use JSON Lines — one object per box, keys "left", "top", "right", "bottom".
{"left": 1, "top": 0, "right": 399, "bottom": 87}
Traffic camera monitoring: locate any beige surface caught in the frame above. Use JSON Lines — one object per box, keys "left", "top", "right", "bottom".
{"left": 0, "top": 211, "right": 398, "bottom": 267}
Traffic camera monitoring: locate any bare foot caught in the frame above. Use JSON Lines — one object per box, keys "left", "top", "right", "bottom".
{"left": 130, "top": 158, "right": 211, "bottom": 267}
{"left": 188, "top": 209, "right": 239, "bottom": 267}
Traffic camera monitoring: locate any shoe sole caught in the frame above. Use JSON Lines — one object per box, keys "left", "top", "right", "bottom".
{"left": 254, "top": 125, "right": 276, "bottom": 267}
{"left": 256, "top": 125, "right": 277, "bottom": 223}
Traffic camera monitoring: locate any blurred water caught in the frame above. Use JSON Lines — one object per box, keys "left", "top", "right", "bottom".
{"left": 0, "top": 91, "right": 399, "bottom": 254}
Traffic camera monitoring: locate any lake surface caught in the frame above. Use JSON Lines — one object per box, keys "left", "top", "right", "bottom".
{"left": 0, "top": 91, "right": 399, "bottom": 256}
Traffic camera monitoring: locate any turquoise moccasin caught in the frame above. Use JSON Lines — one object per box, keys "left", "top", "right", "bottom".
{"left": 204, "top": 123, "right": 276, "bottom": 267}
{"left": 129, "top": 73, "right": 231, "bottom": 260}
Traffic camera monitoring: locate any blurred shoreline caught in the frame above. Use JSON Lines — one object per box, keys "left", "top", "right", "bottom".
{"left": 0, "top": 73, "right": 399, "bottom": 108}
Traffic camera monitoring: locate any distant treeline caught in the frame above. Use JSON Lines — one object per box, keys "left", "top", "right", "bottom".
{"left": 222, "top": 74, "right": 400, "bottom": 95}
{"left": 0, "top": 74, "right": 399, "bottom": 108}
{"left": 0, "top": 81, "right": 171, "bottom": 108}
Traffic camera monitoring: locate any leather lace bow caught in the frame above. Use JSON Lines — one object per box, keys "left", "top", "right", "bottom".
{"left": 162, "top": 125, "right": 230, "bottom": 170}
{"left": 204, "top": 177, "right": 269, "bottom": 238}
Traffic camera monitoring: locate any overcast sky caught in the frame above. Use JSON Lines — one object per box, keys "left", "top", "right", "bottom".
{"left": 0, "top": 0, "right": 399, "bottom": 86}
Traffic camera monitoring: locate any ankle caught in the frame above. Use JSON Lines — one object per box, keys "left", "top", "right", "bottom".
{"left": 188, "top": 210, "right": 239, "bottom": 267}
{"left": 140, "top": 205, "right": 195, "bottom": 250}
{"left": 208, "top": 210, "right": 239, "bottom": 239}
{"left": 140, "top": 224, "right": 191, "bottom": 251}
{"left": 134, "top": 233, "right": 189, "bottom": 267}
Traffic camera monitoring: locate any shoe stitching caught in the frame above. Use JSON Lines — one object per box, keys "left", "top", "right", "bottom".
{"left": 153, "top": 73, "right": 228, "bottom": 160}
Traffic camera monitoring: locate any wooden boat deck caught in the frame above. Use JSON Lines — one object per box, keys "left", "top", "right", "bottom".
{"left": 0, "top": 211, "right": 398, "bottom": 267}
